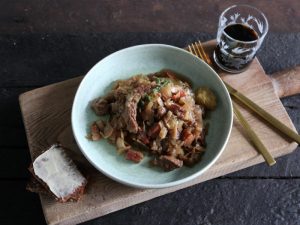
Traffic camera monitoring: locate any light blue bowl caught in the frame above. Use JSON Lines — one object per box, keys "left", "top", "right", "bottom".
{"left": 72, "top": 44, "right": 233, "bottom": 189}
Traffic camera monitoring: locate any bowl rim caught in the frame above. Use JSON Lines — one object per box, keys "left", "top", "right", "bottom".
{"left": 72, "top": 43, "right": 233, "bottom": 189}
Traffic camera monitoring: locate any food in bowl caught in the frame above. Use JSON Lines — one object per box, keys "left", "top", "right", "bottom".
{"left": 88, "top": 70, "right": 216, "bottom": 171}
{"left": 72, "top": 44, "right": 233, "bottom": 188}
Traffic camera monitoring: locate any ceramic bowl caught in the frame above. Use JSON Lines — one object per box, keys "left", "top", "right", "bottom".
{"left": 72, "top": 44, "right": 233, "bottom": 188}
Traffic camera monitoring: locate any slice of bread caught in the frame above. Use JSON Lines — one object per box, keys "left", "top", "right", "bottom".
{"left": 28, "top": 144, "right": 87, "bottom": 203}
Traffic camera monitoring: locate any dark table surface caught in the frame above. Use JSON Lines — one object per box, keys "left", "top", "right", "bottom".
{"left": 1, "top": 1, "right": 300, "bottom": 225}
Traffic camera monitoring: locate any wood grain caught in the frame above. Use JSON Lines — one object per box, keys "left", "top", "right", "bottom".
{"left": 19, "top": 41, "right": 298, "bottom": 225}
{"left": 1, "top": 0, "right": 299, "bottom": 33}
{"left": 271, "top": 66, "right": 300, "bottom": 98}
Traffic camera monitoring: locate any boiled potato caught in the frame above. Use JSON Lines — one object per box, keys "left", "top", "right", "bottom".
{"left": 195, "top": 87, "right": 217, "bottom": 110}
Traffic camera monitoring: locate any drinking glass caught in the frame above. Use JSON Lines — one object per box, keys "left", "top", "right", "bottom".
{"left": 213, "top": 5, "right": 268, "bottom": 73}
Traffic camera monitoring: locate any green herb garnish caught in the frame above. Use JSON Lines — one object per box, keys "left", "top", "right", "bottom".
{"left": 152, "top": 77, "right": 170, "bottom": 93}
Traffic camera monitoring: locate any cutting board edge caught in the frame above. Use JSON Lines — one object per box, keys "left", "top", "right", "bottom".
{"left": 18, "top": 76, "right": 83, "bottom": 105}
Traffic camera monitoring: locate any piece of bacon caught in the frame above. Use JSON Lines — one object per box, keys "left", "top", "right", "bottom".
{"left": 181, "top": 128, "right": 195, "bottom": 146}
{"left": 172, "top": 90, "right": 186, "bottom": 101}
{"left": 125, "top": 149, "right": 144, "bottom": 163}
{"left": 166, "top": 103, "right": 185, "bottom": 118}
{"left": 137, "top": 132, "right": 150, "bottom": 145}
{"left": 147, "top": 123, "right": 161, "bottom": 138}
{"left": 91, "top": 123, "right": 102, "bottom": 141}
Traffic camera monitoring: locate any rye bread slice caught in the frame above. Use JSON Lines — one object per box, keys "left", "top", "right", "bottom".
{"left": 28, "top": 144, "right": 87, "bottom": 203}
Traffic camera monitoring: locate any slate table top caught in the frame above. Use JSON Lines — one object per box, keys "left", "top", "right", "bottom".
{"left": 1, "top": 1, "right": 300, "bottom": 225}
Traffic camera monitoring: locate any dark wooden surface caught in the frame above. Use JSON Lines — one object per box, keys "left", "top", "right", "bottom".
{"left": 1, "top": 1, "right": 300, "bottom": 225}
{"left": 1, "top": 0, "right": 299, "bottom": 33}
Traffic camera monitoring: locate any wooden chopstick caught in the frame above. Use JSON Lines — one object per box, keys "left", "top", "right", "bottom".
{"left": 225, "top": 82, "right": 300, "bottom": 144}
{"left": 232, "top": 103, "right": 276, "bottom": 166}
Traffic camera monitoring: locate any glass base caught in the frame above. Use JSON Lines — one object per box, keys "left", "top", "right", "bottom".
{"left": 213, "top": 51, "right": 249, "bottom": 74}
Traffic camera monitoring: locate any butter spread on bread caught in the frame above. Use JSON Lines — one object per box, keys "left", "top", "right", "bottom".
{"left": 32, "top": 144, "right": 87, "bottom": 202}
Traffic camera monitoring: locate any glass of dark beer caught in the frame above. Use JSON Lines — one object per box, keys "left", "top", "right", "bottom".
{"left": 213, "top": 5, "right": 268, "bottom": 73}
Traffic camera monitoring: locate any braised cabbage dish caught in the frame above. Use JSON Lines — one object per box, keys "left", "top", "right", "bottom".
{"left": 88, "top": 70, "right": 216, "bottom": 171}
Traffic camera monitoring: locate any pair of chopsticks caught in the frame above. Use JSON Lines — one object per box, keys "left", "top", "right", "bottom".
{"left": 187, "top": 41, "right": 300, "bottom": 166}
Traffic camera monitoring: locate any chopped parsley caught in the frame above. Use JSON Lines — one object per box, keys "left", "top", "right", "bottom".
{"left": 138, "top": 77, "right": 171, "bottom": 109}
{"left": 152, "top": 77, "right": 170, "bottom": 93}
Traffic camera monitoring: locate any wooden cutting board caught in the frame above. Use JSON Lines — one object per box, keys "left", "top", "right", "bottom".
{"left": 19, "top": 40, "right": 300, "bottom": 225}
